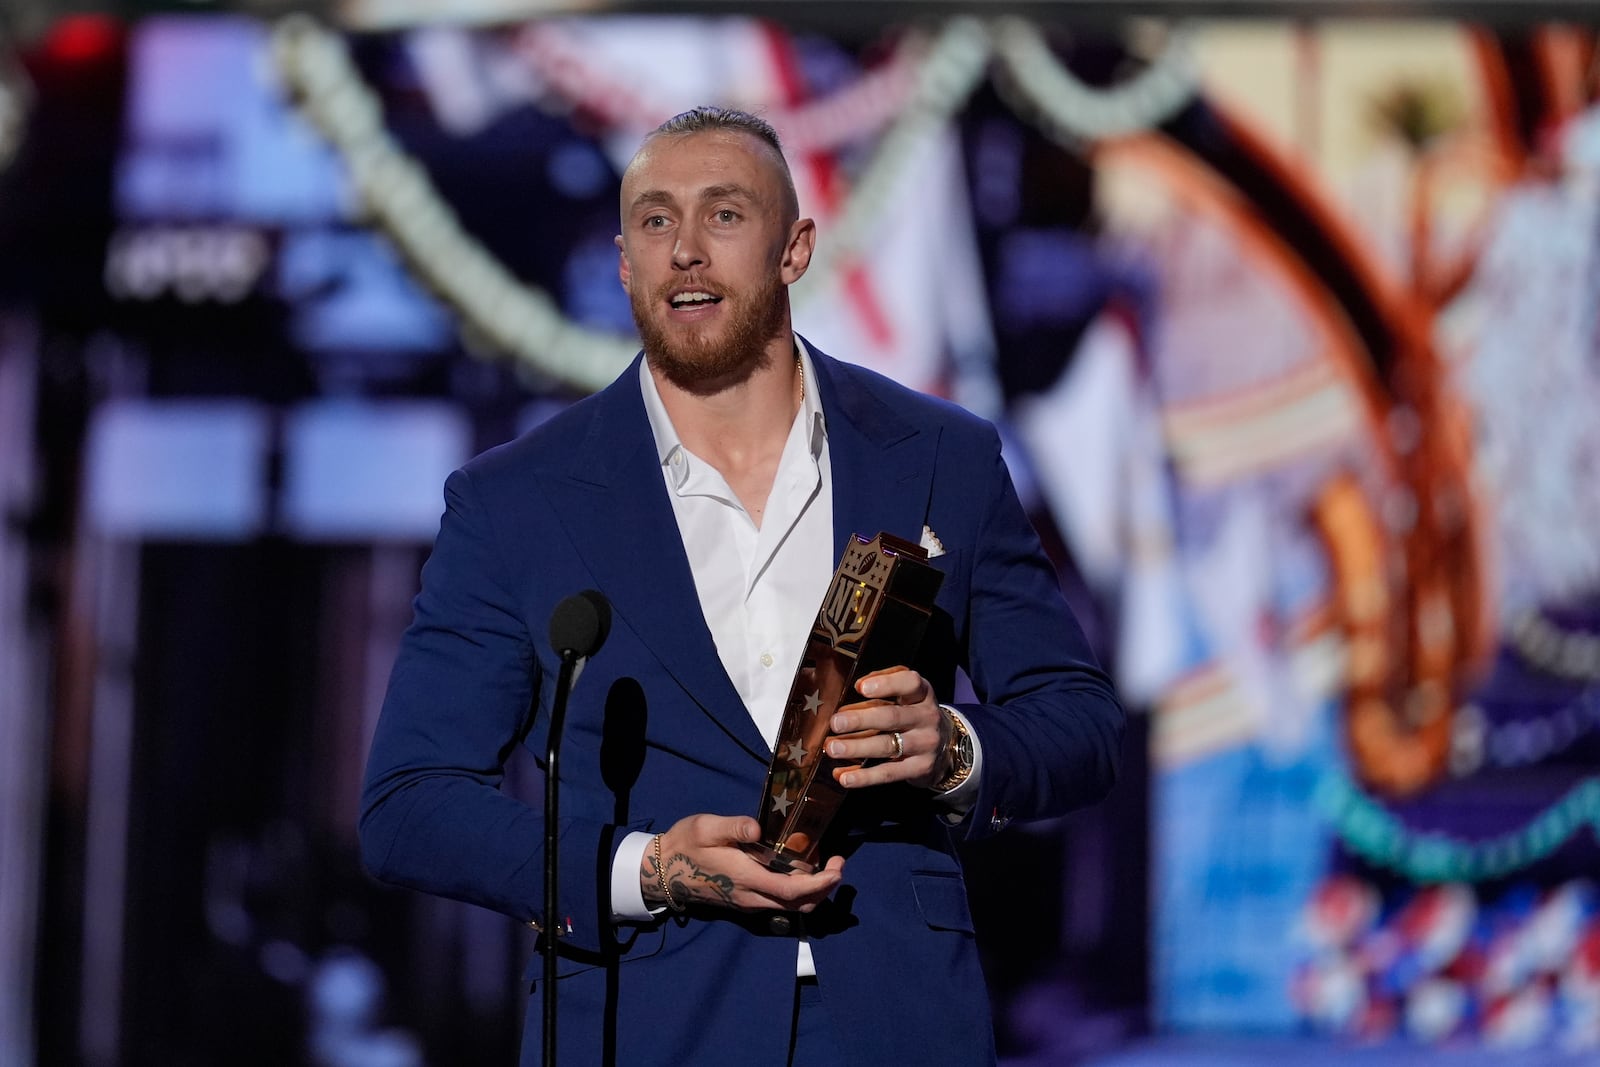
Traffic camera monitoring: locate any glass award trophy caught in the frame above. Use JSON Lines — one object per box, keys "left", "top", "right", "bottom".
{"left": 743, "top": 531, "right": 945, "bottom": 873}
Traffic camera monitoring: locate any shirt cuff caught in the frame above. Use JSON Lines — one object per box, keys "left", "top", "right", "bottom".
{"left": 611, "top": 830, "right": 664, "bottom": 922}
{"left": 934, "top": 706, "right": 984, "bottom": 820}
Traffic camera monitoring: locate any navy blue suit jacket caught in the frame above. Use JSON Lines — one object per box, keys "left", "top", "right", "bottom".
{"left": 360, "top": 343, "right": 1123, "bottom": 1065}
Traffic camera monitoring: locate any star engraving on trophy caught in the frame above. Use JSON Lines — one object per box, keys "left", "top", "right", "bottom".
{"left": 784, "top": 740, "right": 809, "bottom": 765}
{"left": 772, "top": 790, "right": 794, "bottom": 817}
{"left": 802, "top": 690, "right": 824, "bottom": 716}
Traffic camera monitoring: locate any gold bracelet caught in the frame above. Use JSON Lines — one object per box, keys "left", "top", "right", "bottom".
{"left": 653, "top": 833, "right": 684, "bottom": 912}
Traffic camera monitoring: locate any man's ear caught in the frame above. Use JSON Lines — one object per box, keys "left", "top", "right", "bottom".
{"left": 615, "top": 234, "right": 631, "bottom": 291}
{"left": 780, "top": 218, "right": 816, "bottom": 285}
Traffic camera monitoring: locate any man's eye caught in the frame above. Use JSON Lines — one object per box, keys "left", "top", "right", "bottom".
{"left": 645, "top": 215, "right": 668, "bottom": 228}
{"left": 715, "top": 209, "right": 738, "bottom": 223}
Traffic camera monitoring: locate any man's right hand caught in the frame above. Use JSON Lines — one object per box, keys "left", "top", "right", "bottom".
{"left": 642, "top": 813, "right": 844, "bottom": 913}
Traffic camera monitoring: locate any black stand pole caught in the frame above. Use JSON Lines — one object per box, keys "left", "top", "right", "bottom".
{"left": 543, "top": 649, "right": 578, "bottom": 1066}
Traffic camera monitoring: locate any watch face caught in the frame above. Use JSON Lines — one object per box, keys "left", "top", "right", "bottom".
{"left": 952, "top": 716, "right": 972, "bottom": 766}
{"left": 938, "top": 715, "right": 973, "bottom": 790}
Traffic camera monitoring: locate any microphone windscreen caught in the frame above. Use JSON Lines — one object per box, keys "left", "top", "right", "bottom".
{"left": 549, "top": 590, "right": 612, "bottom": 658}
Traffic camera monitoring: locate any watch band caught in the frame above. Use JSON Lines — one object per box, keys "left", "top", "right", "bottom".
{"left": 932, "top": 708, "right": 973, "bottom": 793}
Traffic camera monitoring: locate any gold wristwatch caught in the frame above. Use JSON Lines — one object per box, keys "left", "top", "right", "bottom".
{"left": 932, "top": 708, "right": 973, "bottom": 793}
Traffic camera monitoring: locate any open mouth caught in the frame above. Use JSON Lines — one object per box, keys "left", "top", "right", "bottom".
{"left": 668, "top": 290, "right": 723, "bottom": 311}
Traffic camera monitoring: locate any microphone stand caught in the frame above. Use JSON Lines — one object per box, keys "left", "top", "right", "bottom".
{"left": 539, "top": 589, "right": 609, "bottom": 1065}
{"left": 544, "top": 648, "right": 579, "bottom": 1066}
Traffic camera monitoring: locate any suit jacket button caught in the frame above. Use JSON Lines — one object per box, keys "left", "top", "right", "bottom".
{"left": 768, "top": 915, "right": 793, "bottom": 936}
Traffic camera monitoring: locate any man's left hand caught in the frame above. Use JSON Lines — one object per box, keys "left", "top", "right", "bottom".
{"left": 826, "top": 667, "right": 951, "bottom": 791}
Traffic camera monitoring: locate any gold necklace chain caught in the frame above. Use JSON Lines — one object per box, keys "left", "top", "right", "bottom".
{"left": 796, "top": 353, "right": 805, "bottom": 408}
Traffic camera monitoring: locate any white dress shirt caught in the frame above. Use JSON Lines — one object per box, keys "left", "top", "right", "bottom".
{"left": 609, "top": 340, "right": 981, "bottom": 976}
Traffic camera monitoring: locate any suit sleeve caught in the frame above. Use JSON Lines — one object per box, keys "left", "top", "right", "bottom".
{"left": 359, "top": 467, "right": 620, "bottom": 952}
{"left": 949, "top": 430, "right": 1125, "bottom": 839}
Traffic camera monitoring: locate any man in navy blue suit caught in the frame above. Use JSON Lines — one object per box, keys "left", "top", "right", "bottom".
{"left": 361, "top": 106, "right": 1123, "bottom": 1065}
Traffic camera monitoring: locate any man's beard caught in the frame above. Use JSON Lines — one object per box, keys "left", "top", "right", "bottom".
{"left": 632, "top": 272, "right": 788, "bottom": 394}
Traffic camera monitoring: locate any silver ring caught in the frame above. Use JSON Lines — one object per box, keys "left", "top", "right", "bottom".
{"left": 889, "top": 731, "right": 905, "bottom": 760}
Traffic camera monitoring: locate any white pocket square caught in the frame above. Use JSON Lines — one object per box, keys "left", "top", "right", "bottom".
{"left": 919, "top": 525, "right": 946, "bottom": 558}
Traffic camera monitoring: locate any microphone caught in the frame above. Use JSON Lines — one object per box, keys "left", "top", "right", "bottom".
{"left": 549, "top": 590, "right": 611, "bottom": 660}
{"left": 542, "top": 589, "right": 612, "bottom": 1065}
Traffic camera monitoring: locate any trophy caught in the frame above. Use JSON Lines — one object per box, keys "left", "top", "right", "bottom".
{"left": 744, "top": 531, "right": 945, "bottom": 873}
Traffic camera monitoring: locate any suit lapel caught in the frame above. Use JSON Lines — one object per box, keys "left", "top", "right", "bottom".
{"left": 538, "top": 358, "right": 771, "bottom": 763}
{"left": 535, "top": 347, "right": 940, "bottom": 765}
{"left": 810, "top": 348, "right": 939, "bottom": 559}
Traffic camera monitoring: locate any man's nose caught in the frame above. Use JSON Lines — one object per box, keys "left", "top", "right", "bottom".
{"left": 671, "top": 227, "right": 706, "bottom": 270}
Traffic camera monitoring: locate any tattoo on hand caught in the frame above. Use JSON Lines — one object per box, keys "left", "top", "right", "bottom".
{"left": 668, "top": 852, "right": 734, "bottom": 906}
